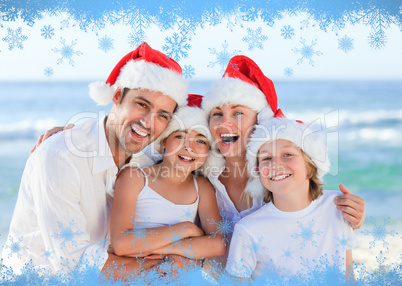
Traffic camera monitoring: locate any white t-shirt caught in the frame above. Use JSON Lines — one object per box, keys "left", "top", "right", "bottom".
{"left": 226, "top": 190, "right": 358, "bottom": 279}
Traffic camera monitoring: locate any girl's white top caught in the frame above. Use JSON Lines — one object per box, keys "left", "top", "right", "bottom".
{"left": 133, "top": 167, "right": 199, "bottom": 228}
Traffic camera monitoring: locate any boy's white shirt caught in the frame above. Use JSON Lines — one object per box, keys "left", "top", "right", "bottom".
{"left": 225, "top": 190, "right": 358, "bottom": 279}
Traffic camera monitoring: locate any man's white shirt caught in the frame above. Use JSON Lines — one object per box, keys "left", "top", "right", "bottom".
{"left": 2, "top": 118, "right": 117, "bottom": 274}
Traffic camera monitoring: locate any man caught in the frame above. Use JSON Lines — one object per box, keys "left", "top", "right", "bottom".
{"left": 2, "top": 42, "right": 188, "bottom": 277}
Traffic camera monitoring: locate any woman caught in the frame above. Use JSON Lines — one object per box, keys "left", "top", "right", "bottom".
{"left": 201, "top": 55, "right": 365, "bottom": 268}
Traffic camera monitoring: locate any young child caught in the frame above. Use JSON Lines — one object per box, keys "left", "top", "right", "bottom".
{"left": 109, "top": 101, "right": 227, "bottom": 273}
{"left": 225, "top": 115, "right": 358, "bottom": 280}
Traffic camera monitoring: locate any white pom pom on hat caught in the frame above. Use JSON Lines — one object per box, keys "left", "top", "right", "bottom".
{"left": 89, "top": 42, "right": 188, "bottom": 107}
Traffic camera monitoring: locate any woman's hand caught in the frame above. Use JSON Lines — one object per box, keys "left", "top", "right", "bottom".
{"left": 335, "top": 184, "right": 365, "bottom": 229}
{"left": 31, "top": 124, "right": 74, "bottom": 153}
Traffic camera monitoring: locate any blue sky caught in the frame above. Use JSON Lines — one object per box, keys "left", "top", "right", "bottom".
{"left": 0, "top": 2, "right": 400, "bottom": 81}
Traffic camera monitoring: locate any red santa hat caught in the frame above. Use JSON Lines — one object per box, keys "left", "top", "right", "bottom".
{"left": 245, "top": 114, "right": 331, "bottom": 200}
{"left": 202, "top": 55, "right": 284, "bottom": 119}
{"left": 89, "top": 42, "right": 188, "bottom": 107}
{"left": 157, "top": 94, "right": 225, "bottom": 177}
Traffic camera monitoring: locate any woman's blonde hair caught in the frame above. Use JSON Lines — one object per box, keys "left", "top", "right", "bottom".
{"left": 258, "top": 151, "right": 324, "bottom": 204}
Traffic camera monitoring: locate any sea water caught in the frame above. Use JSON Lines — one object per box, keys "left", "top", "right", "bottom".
{"left": 1, "top": 80, "right": 401, "bottom": 255}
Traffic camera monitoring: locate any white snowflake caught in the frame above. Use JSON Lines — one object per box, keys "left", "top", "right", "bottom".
{"left": 361, "top": 217, "right": 397, "bottom": 249}
{"left": 111, "top": 8, "right": 152, "bottom": 31}
{"left": 291, "top": 38, "right": 323, "bottom": 67}
{"left": 281, "top": 25, "right": 294, "bottom": 39}
{"left": 205, "top": 7, "right": 223, "bottom": 26}
{"left": 128, "top": 30, "right": 146, "bottom": 48}
{"left": 177, "top": 19, "right": 197, "bottom": 39}
{"left": 4, "top": 236, "right": 28, "bottom": 259}
{"left": 208, "top": 40, "right": 240, "bottom": 74}
{"left": 98, "top": 35, "right": 114, "bottom": 53}
{"left": 292, "top": 220, "right": 323, "bottom": 248}
{"left": 43, "top": 67, "right": 54, "bottom": 77}
{"left": 52, "top": 38, "right": 83, "bottom": 66}
{"left": 41, "top": 248, "right": 55, "bottom": 261}
{"left": 337, "top": 233, "right": 352, "bottom": 251}
{"left": 281, "top": 247, "right": 294, "bottom": 260}
{"left": 182, "top": 65, "right": 195, "bottom": 79}
{"left": 242, "top": 27, "right": 268, "bottom": 51}
{"left": 283, "top": 67, "right": 294, "bottom": 77}
{"left": 161, "top": 225, "right": 187, "bottom": 255}
{"left": 376, "top": 251, "right": 386, "bottom": 266}
{"left": 124, "top": 217, "right": 155, "bottom": 251}
{"left": 162, "top": 33, "right": 191, "bottom": 62}
{"left": 2, "top": 27, "right": 28, "bottom": 50}
{"left": 243, "top": 235, "right": 268, "bottom": 260}
{"left": 181, "top": 207, "right": 194, "bottom": 220}
{"left": 207, "top": 217, "right": 233, "bottom": 246}
{"left": 52, "top": 220, "right": 84, "bottom": 249}
{"left": 41, "top": 25, "right": 54, "bottom": 39}
{"left": 338, "top": 35, "right": 354, "bottom": 53}
{"left": 368, "top": 30, "right": 387, "bottom": 50}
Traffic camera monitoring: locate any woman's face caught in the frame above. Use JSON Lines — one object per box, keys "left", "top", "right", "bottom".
{"left": 162, "top": 129, "right": 210, "bottom": 172}
{"left": 209, "top": 104, "right": 257, "bottom": 158}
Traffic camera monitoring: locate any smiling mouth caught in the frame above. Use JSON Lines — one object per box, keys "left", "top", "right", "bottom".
{"left": 131, "top": 124, "right": 148, "bottom": 138}
{"left": 178, "top": 155, "right": 195, "bottom": 162}
{"left": 270, "top": 174, "right": 291, "bottom": 181}
{"left": 220, "top": 133, "right": 240, "bottom": 144}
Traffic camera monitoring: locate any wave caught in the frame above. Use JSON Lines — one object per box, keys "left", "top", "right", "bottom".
{"left": 0, "top": 118, "right": 61, "bottom": 140}
{"left": 285, "top": 109, "right": 402, "bottom": 127}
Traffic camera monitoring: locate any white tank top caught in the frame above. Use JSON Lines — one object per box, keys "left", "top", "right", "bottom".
{"left": 134, "top": 168, "right": 199, "bottom": 228}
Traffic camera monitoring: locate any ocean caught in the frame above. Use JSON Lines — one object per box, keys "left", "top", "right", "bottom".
{"left": 1, "top": 80, "right": 402, "bottom": 255}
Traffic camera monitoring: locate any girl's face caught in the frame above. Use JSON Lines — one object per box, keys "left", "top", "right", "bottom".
{"left": 209, "top": 104, "right": 257, "bottom": 158}
{"left": 162, "top": 129, "right": 210, "bottom": 171}
{"left": 257, "top": 139, "right": 309, "bottom": 197}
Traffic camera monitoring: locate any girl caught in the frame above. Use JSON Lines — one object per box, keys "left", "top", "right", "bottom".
{"left": 201, "top": 55, "right": 365, "bottom": 268}
{"left": 109, "top": 103, "right": 226, "bottom": 274}
{"left": 226, "top": 116, "right": 357, "bottom": 279}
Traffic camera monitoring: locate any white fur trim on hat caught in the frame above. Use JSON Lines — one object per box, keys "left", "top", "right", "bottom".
{"left": 116, "top": 59, "right": 188, "bottom": 106}
{"left": 203, "top": 76, "right": 268, "bottom": 116}
{"left": 155, "top": 106, "right": 225, "bottom": 177}
{"left": 89, "top": 59, "right": 188, "bottom": 106}
{"left": 245, "top": 117, "right": 331, "bottom": 200}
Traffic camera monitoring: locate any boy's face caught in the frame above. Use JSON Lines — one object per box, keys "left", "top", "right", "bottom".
{"left": 162, "top": 129, "right": 210, "bottom": 172}
{"left": 258, "top": 139, "right": 309, "bottom": 198}
{"left": 111, "top": 88, "right": 177, "bottom": 155}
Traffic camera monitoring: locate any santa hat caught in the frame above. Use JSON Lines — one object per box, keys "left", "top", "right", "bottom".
{"left": 245, "top": 116, "right": 331, "bottom": 200}
{"left": 203, "top": 55, "right": 284, "bottom": 119}
{"left": 157, "top": 94, "right": 225, "bottom": 177}
{"left": 89, "top": 42, "right": 188, "bottom": 107}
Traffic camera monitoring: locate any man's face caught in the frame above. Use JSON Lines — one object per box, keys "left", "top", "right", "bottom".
{"left": 111, "top": 88, "right": 177, "bottom": 155}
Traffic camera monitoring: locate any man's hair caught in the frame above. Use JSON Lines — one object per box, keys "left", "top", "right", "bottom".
{"left": 261, "top": 150, "right": 324, "bottom": 204}
{"left": 120, "top": 88, "right": 178, "bottom": 113}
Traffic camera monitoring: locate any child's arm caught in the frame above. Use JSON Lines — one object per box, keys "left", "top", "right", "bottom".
{"left": 110, "top": 168, "right": 204, "bottom": 257}
{"left": 146, "top": 177, "right": 227, "bottom": 259}
{"left": 346, "top": 249, "right": 354, "bottom": 281}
